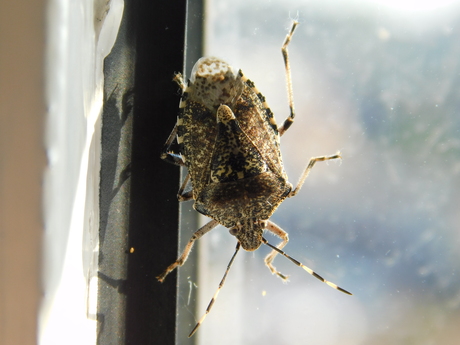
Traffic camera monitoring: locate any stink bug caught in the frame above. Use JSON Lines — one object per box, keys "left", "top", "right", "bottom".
{"left": 157, "top": 21, "right": 352, "bottom": 337}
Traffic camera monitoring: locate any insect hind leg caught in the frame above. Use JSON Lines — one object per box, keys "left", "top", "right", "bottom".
{"left": 264, "top": 221, "right": 290, "bottom": 281}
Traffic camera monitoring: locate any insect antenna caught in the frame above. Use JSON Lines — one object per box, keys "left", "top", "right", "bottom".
{"left": 262, "top": 237, "right": 352, "bottom": 295}
{"left": 188, "top": 243, "right": 241, "bottom": 337}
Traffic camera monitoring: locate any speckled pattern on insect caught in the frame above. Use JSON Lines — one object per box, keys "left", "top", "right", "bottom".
{"left": 157, "top": 21, "right": 351, "bottom": 338}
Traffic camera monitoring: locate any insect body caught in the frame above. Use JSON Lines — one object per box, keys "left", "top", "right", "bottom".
{"left": 158, "top": 21, "right": 351, "bottom": 337}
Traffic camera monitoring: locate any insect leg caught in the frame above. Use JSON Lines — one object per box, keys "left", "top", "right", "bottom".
{"left": 161, "top": 122, "right": 195, "bottom": 200}
{"left": 278, "top": 20, "right": 299, "bottom": 136}
{"left": 262, "top": 238, "right": 352, "bottom": 295}
{"left": 177, "top": 172, "right": 193, "bottom": 201}
{"left": 264, "top": 221, "right": 290, "bottom": 281}
{"left": 289, "top": 152, "right": 342, "bottom": 197}
{"left": 188, "top": 243, "right": 241, "bottom": 337}
{"left": 161, "top": 73, "right": 188, "bottom": 166}
{"left": 173, "top": 72, "right": 186, "bottom": 91}
{"left": 156, "top": 219, "right": 219, "bottom": 282}
{"left": 160, "top": 123, "right": 185, "bottom": 166}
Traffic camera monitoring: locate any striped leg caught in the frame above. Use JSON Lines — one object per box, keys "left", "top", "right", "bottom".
{"left": 262, "top": 237, "right": 352, "bottom": 295}
{"left": 188, "top": 243, "right": 241, "bottom": 337}
{"left": 278, "top": 20, "right": 299, "bottom": 136}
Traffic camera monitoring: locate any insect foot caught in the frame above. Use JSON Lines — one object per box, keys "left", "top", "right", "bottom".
{"left": 158, "top": 20, "right": 351, "bottom": 337}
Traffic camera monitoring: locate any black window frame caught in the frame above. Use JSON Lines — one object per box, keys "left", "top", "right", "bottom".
{"left": 98, "top": 1, "right": 203, "bottom": 344}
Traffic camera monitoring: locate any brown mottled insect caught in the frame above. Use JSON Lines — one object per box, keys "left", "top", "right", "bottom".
{"left": 157, "top": 21, "right": 352, "bottom": 337}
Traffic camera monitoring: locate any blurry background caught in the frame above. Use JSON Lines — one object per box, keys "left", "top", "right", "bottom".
{"left": 0, "top": 2, "right": 45, "bottom": 345}
{"left": 176, "top": 1, "right": 460, "bottom": 344}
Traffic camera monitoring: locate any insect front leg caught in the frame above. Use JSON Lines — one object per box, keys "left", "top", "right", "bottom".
{"left": 264, "top": 221, "right": 290, "bottom": 281}
{"left": 289, "top": 152, "right": 342, "bottom": 197}
{"left": 157, "top": 219, "right": 219, "bottom": 282}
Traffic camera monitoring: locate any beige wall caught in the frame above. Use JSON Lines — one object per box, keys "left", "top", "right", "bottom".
{"left": 0, "top": 1, "right": 45, "bottom": 344}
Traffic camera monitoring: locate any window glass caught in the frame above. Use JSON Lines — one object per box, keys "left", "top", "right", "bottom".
{"left": 181, "top": 1, "right": 460, "bottom": 344}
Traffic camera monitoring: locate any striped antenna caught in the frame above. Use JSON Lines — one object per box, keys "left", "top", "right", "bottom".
{"left": 188, "top": 243, "right": 241, "bottom": 337}
{"left": 262, "top": 237, "right": 352, "bottom": 295}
